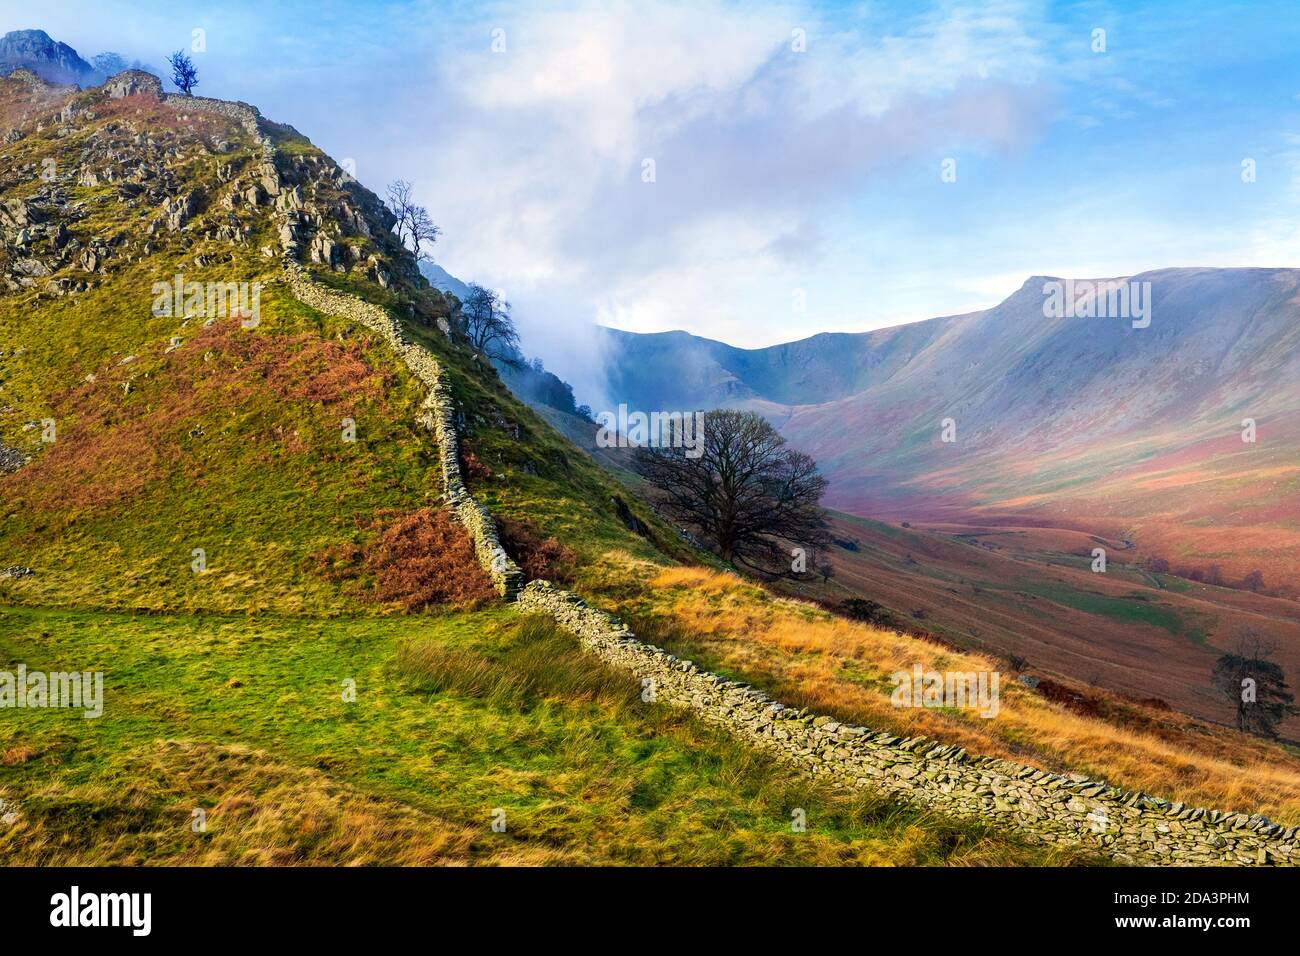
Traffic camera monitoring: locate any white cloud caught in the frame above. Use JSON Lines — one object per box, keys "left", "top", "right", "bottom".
{"left": 416, "top": 0, "right": 1053, "bottom": 362}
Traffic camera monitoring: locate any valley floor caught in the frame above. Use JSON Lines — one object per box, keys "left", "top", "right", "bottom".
{"left": 806, "top": 512, "right": 1300, "bottom": 739}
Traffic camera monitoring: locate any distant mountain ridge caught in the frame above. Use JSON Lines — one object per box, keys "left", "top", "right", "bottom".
{"left": 599, "top": 311, "right": 970, "bottom": 409}
{"left": 0, "top": 29, "right": 98, "bottom": 85}
{"left": 602, "top": 268, "right": 1300, "bottom": 415}
{"left": 600, "top": 267, "right": 1300, "bottom": 584}
{"left": 0, "top": 29, "right": 157, "bottom": 88}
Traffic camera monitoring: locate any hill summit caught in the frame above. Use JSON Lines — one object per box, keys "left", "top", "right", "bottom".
{"left": 0, "top": 29, "right": 99, "bottom": 86}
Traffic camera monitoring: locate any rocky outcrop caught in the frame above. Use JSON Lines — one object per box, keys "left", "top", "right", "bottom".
{"left": 163, "top": 189, "right": 200, "bottom": 231}
{"left": 1, "top": 67, "right": 46, "bottom": 89}
{"left": 2, "top": 67, "right": 403, "bottom": 303}
{"left": 518, "top": 580, "right": 1298, "bottom": 866}
{"left": 105, "top": 70, "right": 161, "bottom": 100}
{"left": 0, "top": 437, "right": 26, "bottom": 473}
{"left": 0, "top": 30, "right": 97, "bottom": 87}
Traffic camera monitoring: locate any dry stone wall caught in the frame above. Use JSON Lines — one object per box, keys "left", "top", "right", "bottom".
{"left": 128, "top": 78, "right": 522, "bottom": 598}
{"left": 168, "top": 84, "right": 1294, "bottom": 867}
{"left": 283, "top": 267, "right": 521, "bottom": 598}
{"left": 519, "top": 580, "right": 1298, "bottom": 867}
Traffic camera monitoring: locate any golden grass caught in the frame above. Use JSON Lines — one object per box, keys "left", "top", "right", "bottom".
{"left": 619, "top": 562, "right": 1300, "bottom": 824}
{"left": 0, "top": 739, "right": 573, "bottom": 866}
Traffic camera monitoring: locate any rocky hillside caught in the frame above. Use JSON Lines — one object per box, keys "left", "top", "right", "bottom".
{"left": 0, "top": 64, "right": 1120, "bottom": 868}
{"left": 4, "top": 59, "right": 1300, "bottom": 868}
{"left": 0, "top": 67, "right": 671, "bottom": 613}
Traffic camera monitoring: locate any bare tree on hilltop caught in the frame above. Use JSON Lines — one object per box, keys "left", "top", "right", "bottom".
{"left": 633, "top": 409, "right": 829, "bottom": 575}
{"left": 166, "top": 50, "right": 198, "bottom": 96}
{"left": 385, "top": 179, "right": 441, "bottom": 261}
{"left": 460, "top": 283, "right": 519, "bottom": 361}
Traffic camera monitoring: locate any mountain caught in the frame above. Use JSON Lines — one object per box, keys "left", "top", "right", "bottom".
{"left": 4, "top": 45, "right": 1300, "bottom": 866}
{"left": 0, "top": 29, "right": 99, "bottom": 86}
{"left": 597, "top": 270, "right": 1300, "bottom": 736}
{"left": 600, "top": 315, "right": 962, "bottom": 410}
{"left": 418, "top": 259, "right": 471, "bottom": 302}
{"left": 4, "top": 63, "right": 866, "bottom": 866}
{"left": 0, "top": 60, "right": 1107, "bottom": 866}
{"left": 602, "top": 268, "right": 1300, "bottom": 587}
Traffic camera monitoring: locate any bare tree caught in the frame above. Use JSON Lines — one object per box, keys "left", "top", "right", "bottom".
{"left": 167, "top": 50, "right": 198, "bottom": 96}
{"left": 1212, "top": 626, "right": 1299, "bottom": 739}
{"left": 385, "top": 179, "right": 440, "bottom": 261}
{"left": 406, "top": 205, "right": 440, "bottom": 261}
{"left": 386, "top": 180, "right": 414, "bottom": 243}
{"left": 460, "top": 283, "right": 519, "bottom": 360}
{"left": 632, "top": 409, "right": 828, "bottom": 574}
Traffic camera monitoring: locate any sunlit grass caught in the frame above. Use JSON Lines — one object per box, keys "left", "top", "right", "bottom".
{"left": 0, "top": 605, "right": 1089, "bottom": 866}
{"left": 612, "top": 562, "right": 1300, "bottom": 824}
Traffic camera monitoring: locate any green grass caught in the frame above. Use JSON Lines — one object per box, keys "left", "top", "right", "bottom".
{"left": 1011, "top": 581, "right": 1208, "bottom": 642}
{"left": 0, "top": 277, "right": 444, "bottom": 613}
{"left": 0, "top": 80, "right": 1106, "bottom": 866}
{"left": 0, "top": 604, "right": 1091, "bottom": 865}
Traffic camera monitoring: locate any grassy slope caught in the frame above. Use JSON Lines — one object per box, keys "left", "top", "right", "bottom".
{"left": 0, "top": 605, "right": 1085, "bottom": 865}
{"left": 0, "top": 77, "right": 1091, "bottom": 865}
{"left": 0, "top": 78, "right": 443, "bottom": 614}
{"left": 803, "top": 512, "right": 1300, "bottom": 736}
{"left": 0, "top": 279, "right": 442, "bottom": 613}
{"left": 1, "top": 76, "right": 1293, "bottom": 866}
{"left": 604, "top": 563, "right": 1300, "bottom": 825}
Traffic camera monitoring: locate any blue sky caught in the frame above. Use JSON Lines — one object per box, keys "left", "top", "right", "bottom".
{"left": 5, "top": 0, "right": 1300, "bottom": 375}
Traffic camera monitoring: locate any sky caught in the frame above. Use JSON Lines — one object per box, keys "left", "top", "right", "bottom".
{"left": 5, "top": 0, "right": 1300, "bottom": 388}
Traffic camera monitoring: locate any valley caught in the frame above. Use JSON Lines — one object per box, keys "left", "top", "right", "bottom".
{"left": 805, "top": 512, "right": 1300, "bottom": 736}
{"left": 595, "top": 268, "right": 1300, "bottom": 737}
{"left": 2, "top": 29, "right": 1299, "bottom": 871}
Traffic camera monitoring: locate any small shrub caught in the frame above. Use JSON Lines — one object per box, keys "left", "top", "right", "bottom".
{"left": 318, "top": 508, "right": 495, "bottom": 610}
{"left": 840, "top": 597, "right": 897, "bottom": 629}
{"left": 460, "top": 445, "right": 492, "bottom": 482}
{"left": 1034, "top": 678, "right": 1102, "bottom": 718}
{"left": 498, "top": 516, "right": 577, "bottom": 584}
